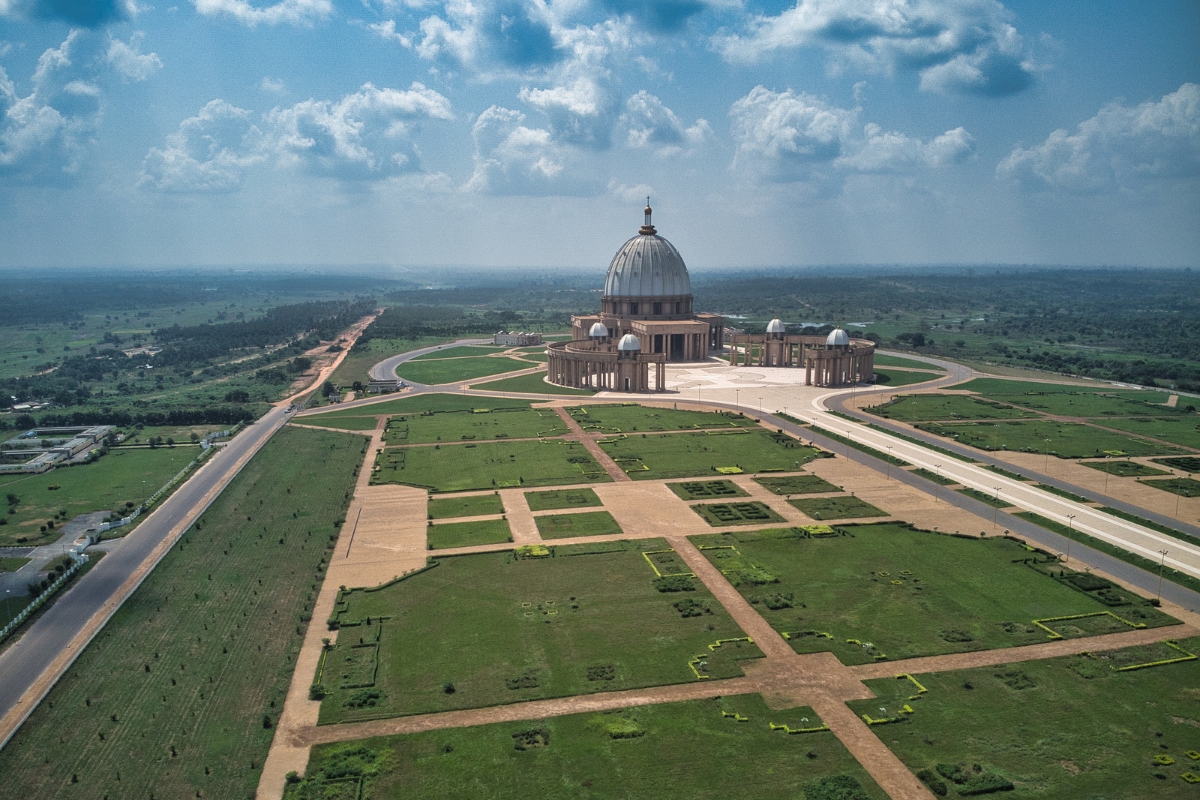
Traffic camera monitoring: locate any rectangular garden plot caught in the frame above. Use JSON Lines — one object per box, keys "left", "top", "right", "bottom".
{"left": 755, "top": 474, "right": 840, "bottom": 495}
{"left": 524, "top": 488, "right": 603, "bottom": 511}
{"left": 914, "top": 420, "right": 1185, "bottom": 458}
{"left": 599, "top": 430, "right": 821, "bottom": 480}
{"left": 383, "top": 407, "right": 567, "bottom": 444}
{"left": 318, "top": 543, "right": 763, "bottom": 722}
{"left": 534, "top": 511, "right": 622, "bottom": 539}
{"left": 1080, "top": 459, "right": 1170, "bottom": 477}
{"left": 566, "top": 404, "right": 757, "bottom": 433}
{"left": 847, "top": 639, "right": 1200, "bottom": 800}
{"left": 427, "top": 518, "right": 512, "bottom": 549}
{"left": 691, "top": 501, "right": 786, "bottom": 527}
{"left": 1097, "top": 416, "right": 1200, "bottom": 450}
{"left": 789, "top": 495, "right": 887, "bottom": 520}
{"left": 427, "top": 493, "right": 504, "bottom": 519}
{"left": 290, "top": 695, "right": 885, "bottom": 800}
{"left": 690, "top": 524, "right": 1178, "bottom": 665}
{"left": 373, "top": 439, "right": 611, "bottom": 492}
{"left": 866, "top": 394, "right": 1039, "bottom": 422}
{"left": 396, "top": 356, "right": 532, "bottom": 385}
{"left": 668, "top": 479, "right": 750, "bottom": 500}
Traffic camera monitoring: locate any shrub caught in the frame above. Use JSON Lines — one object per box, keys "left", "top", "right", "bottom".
{"left": 802, "top": 773, "right": 871, "bottom": 800}
{"left": 653, "top": 576, "right": 695, "bottom": 592}
{"left": 343, "top": 689, "right": 382, "bottom": 709}
{"left": 916, "top": 768, "right": 948, "bottom": 797}
{"left": 511, "top": 728, "right": 550, "bottom": 751}
{"left": 505, "top": 673, "right": 539, "bottom": 690}
{"left": 586, "top": 664, "right": 615, "bottom": 681}
{"left": 308, "top": 683, "right": 327, "bottom": 700}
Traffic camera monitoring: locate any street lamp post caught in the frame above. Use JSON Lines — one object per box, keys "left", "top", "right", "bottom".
{"left": 1065, "top": 514, "right": 1076, "bottom": 564}
{"left": 934, "top": 464, "right": 941, "bottom": 502}
{"left": 1044, "top": 440, "right": 1052, "bottom": 473}
{"left": 735, "top": 389, "right": 740, "bottom": 410}
{"left": 886, "top": 446, "right": 893, "bottom": 480}
{"left": 993, "top": 487, "right": 1001, "bottom": 530}
{"left": 1157, "top": 549, "right": 1169, "bottom": 603}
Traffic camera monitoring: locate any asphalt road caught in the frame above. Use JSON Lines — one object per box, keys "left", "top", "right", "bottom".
{"left": 0, "top": 403, "right": 294, "bottom": 747}
{"left": 366, "top": 338, "right": 492, "bottom": 384}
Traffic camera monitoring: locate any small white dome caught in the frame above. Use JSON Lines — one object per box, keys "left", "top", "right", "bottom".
{"left": 617, "top": 333, "right": 642, "bottom": 352}
{"left": 588, "top": 322, "right": 609, "bottom": 338}
{"left": 826, "top": 327, "right": 850, "bottom": 347}
{"left": 766, "top": 318, "right": 785, "bottom": 334}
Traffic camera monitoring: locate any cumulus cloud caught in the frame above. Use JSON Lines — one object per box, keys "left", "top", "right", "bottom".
{"left": 0, "top": 31, "right": 107, "bottom": 181}
{"left": 139, "top": 82, "right": 452, "bottom": 192}
{"left": 190, "top": 0, "right": 332, "bottom": 26}
{"left": 716, "top": 0, "right": 1039, "bottom": 96}
{"left": 997, "top": 83, "right": 1200, "bottom": 192}
{"left": 106, "top": 33, "right": 162, "bottom": 82}
{"left": 0, "top": 0, "right": 136, "bottom": 26}
{"left": 597, "top": 0, "right": 707, "bottom": 32}
{"left": 405, "top": 0, "right": 561, "bottom": 74}
{"left": 730, "top": 85, "right": 973, "bottom": 185}
{"left": 464, "top": 104, "right": 597, "bottom": 195}
{"left": 620, "top": 90, "right": 711, "bottom": 154}
{"left": 518, "top": 76, "right": 613, "bottom": 148}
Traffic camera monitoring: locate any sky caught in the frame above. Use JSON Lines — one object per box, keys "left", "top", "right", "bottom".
{"left": 0, "top": 1, "right": 1197, "bottom": 271}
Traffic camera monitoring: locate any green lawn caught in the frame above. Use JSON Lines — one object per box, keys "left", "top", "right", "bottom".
{"left": 910, "top": 467, "right": 958, "bottom": 485}
{"left": 383, "top": 407, "right": 567, "bottom": 444}
{"left": 915, "top": 419, "right": 1186, "bottom": 458}
{"left": 873, "top": 354, "right": 945, "bottom": 370}
{"left": 309, "top": 394, "right": 532, "bottom": 421}
{"left": 873, "top": 369, "right": 943, "bottom": 387}
{"left": 524, "top": 488, "right": 602, "bottom": 511}
{"left": 326, "top": 336, "right": 449, "bottom": 388}
{"left": 409, "top": 345, "right": 506, "bottom": 360}
{"left": 0, "top": 555, "right": 30, "bottom": 572}
{"left": 849, "top": 641, "right": 1200, "bottom": 799}
{"left": 297, "top": 415, "right": 380, "bottom": 431}
{"left": 566, "top": 404, "right": 757, "bottom": 433}
{"left": 1097, "top": 415, "right": 1200, "bottom": 449}
{"left": 1080, "top": 459, "right": 1170, "bottom": 477}
{"left": 473, "top": 371, "right": 595, "bottom": 395}
{"left": 599, "top": 430, "right": 821, "bottom": 480}
{"left": 667, "top": 479, "right": 750, "bottom": 500}
{"left": 0, "top": 446, "right": 197, "bottom": 546}
{"left": 1142, "top": 477, "right": 1200, "bottom": 497}
{"left": 397, "top": 356, "right": 532, "bottom": 385}
{"left": 317, "top": 543, "right": 763, "bottom": 722}
{"left": 691, "top": 501, "right": 786, "bottom": 527}
{"left": 428, "top": 518, "right": 512, "bottom": 549}
{"left": 534, "top": 511, "right": 622, "bottom": 539}
{"left": 1155, "top": 456, "right": 1200, "bottom": 472}
{"left": 374, "top": 439, "right": 611, "bottom": 492}
{"left": 866, "top": 394, "right": 1039, "bottom": 422}
{"left": 955, "top": 378, "right": 1179, "bottom": 414}
{"left": 691, "top": 524, "right": 1177, "bottom": 665}
{"left": 427, "top": 493, "right": 505, "bottom": 519}
{"left": 789, "top": 496, "right": 888, "bottom": 520}
{"left": 289, "top": 695, "right": 886, "bottom": 800}
{"left": 754, "top": 474, "right": 840, "bottom": 495}
{"left": 0, "top": 425, "right": 360, "bottom": 800}
{"left": 956, "top": 487, "right": 1012, "bottom": 508}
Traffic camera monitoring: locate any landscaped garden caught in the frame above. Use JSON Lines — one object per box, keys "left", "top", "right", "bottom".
{"left": 566, "top": 404, "right": 757, "bottom": 433}
{"left": 691, "top": 501, "right": 787, "bottom": 527}
{"left": 397, "top": 355, "right": 532, "bottom": 385}
{"left": 1081, "top": 459, "right": 1171, "bottom": 477}
{"left": 472, "top": 371, "right": 595, "bottom": 395}
{"left": 373, "top": 439, "right": 611, "bottom": 491}
{"left": 754, "top": 474, "right": 840, "bottom": 495}
{"left": 383, "top": 407, "right": 567, "bottom": 444}
{"left": 599, "top": 429, "right": 821, "bottom": 480}
{"left": 534, "top": 511, "right": 622, "bottom": 539}
{"left": 914, "top": 420, "right": 1185, "bottom": 458}
{"left": 691, "top": 524, "right": 1178, "bottom": 665}
{"left": 667, "top": 479, "right": 750, "bottom": 500}
{"left": 866, "top": 394, "right": 1039, "bottom": 422}
{"left": 789, "top": 496, "right": 888, "bottom": 520}
{"left": 427, "top": 493, "right": 504, "bottom": 519}
{"left": 0, "top": 426, "right": 361, "bottom": 800}
{"left": 872, "top": 369, "right": 943, "bottom": 387}
{"left": 524, "top": 488, "right": 603, "bottom": 512}
{"left": 849, "top": 639, "right": 1200, "bottom": 799}
{"left": 1098, "top": 415, "right": 1200, "bottom": 450}
{"left": 316, "top": 542, "right": 763, "bottom": 722}
{"left": 1142, "top": 477, "right": 1200, "bottom": 497}
{"left": 289, "top": 695, "right": 886, "bottom": 800}
{"left": 427, "top": 518, "right": 512, "bottom": 549}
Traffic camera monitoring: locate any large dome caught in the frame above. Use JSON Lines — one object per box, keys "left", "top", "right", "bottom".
{"left": 602, "top": 207, "right": 691, "bottom": 298}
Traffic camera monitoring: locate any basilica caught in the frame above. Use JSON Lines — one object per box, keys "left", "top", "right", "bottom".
{"left": 546, "top": 204, "right": 874, "bottom": 392}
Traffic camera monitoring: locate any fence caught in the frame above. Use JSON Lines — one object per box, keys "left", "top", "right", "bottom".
{"left": 0, "top": 553, "right": 89, "bottom": 644}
